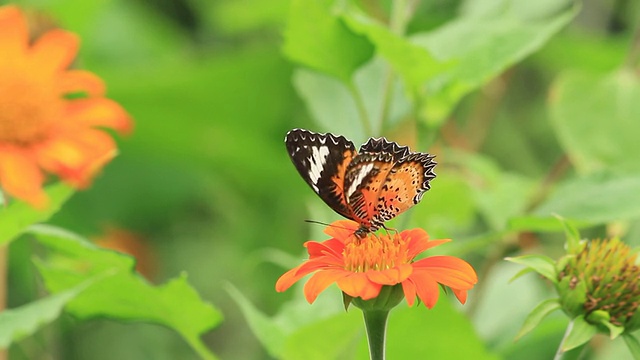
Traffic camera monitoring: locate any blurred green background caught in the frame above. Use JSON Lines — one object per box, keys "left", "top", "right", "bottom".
{"left": 4, "top": 0, "right": 640, "bottom": 359}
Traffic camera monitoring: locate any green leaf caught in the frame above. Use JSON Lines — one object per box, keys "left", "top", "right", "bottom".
{"left": 0, "top": 278, "right": 97, "bottom": 349}
{"left": 505, "top": 255, "right": 557, "bottom": 283}
{"left": 508, "top": 216, "right": 590, "bottom": 233}
{"left": 531, "top": 172, "right": 640, "bottom": 224}
{"left": 225, "top": 284, "right": 288, "bottom": 358}
{"left": 411, "top": 1, "right": 578, "bottom": 123}
{"left": 342, "top": 6, "right": 452, "bottom": 89}
{"left": 562, "top": 315, "right": 598, "bottom": 351}
{"left": 0, "top": 183, "right": 74, "bottom": 245}
{"left": 623, "top": 333, "right": 640, "bottom": 360}
{"left": 283, "top": 0, "right": 374, "bottom": 82}
{"left": 282, "top": 311, "right": 362, "bottom": 360}
{"left": 508, "top": 267, "right": 534, "bottom": 283}
{"left": 515, "top": 298, "right": 561, "bottom": 340}
{"left": 550, "top": 69, "right": 640, "bottom": 174}
{"left": 29, "top": 225, "right": 222, "bottom": 358}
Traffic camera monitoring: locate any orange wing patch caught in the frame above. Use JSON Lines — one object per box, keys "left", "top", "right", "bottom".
{"left": 374, "top": 160, "right": 428, "bottom": 224}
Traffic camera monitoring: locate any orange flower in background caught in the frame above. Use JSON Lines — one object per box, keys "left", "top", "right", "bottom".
{"left": 276, "top": 220, "right": 478, "bottom": 308}
{"left": 0, "top": 5, "right": 132, "bottom": 208}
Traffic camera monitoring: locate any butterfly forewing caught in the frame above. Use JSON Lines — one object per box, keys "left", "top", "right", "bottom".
{"left": 343, "top": 153, "right": 396, "bottom": 230}
{"left": 285, "top": 129, "right": 356, "bottom": 219}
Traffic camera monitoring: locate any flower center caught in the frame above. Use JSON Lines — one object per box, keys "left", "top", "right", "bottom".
{"left": 561, "top": 238, "right": 640, "bottom": 327}
{"left": 0, "top": 72, "right": 60, "bottom": 145}
{"left": 343, "top": 233, "right": 409, "bottom": 272}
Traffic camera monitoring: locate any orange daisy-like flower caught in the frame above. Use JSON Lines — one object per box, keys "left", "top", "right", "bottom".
{"left": 276, "top": 220, "right": 478, "bottom": 308}
{"left": 0, "top": 5, "right": 132, "bottom": 208}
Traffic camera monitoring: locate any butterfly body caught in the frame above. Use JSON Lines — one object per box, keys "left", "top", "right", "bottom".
{"left": 285, "top": 129, "right": 436, "bottom": 238}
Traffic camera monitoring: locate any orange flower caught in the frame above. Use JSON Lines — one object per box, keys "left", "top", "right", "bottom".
{"left": 276, "top": 220, "right": 478, "bottom": 308}
{"left": 0, "top": 5, "right": 132, "bottom": 208}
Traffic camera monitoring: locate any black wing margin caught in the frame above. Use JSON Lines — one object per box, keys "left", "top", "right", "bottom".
{"left": 285, "top": 129, "right": 357, "bottom": 219}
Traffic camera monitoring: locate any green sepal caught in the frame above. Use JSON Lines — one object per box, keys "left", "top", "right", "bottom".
{"left": 505, "top": 254, "right": 558, "bottom": 283}
{"left": 556, "top": 276, "right": 587, "bottom": 317}
{"left": 554, "top": 215, "right": 582, "bottom": 253}
{"left": 623, "top": 333, "right": 640, "bottom": 360}
{"left": 351, "top": 284, "right": 404, "bottom": 312}
{"left": 562, "top": 315, "right": 598, "bottom": 352}
{"left": 586, "top": 310, "right": 625, "bottom": 339}
{"left": 515, "top": 298, "right": 561, "bottom": 340}
{"left": 342, "top": 292, "right": 353, "bottom": 311}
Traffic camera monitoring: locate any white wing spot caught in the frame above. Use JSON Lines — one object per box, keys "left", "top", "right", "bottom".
{"left": 346, "top": 163, "right": 374, "bottom": 198}
{"left": 308, "top": 146, "right": 330, "bottom": 191}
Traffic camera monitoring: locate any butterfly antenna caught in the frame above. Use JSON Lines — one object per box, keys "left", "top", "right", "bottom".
{"left": 304, "top": 219, "right": 357, "bottom": 232}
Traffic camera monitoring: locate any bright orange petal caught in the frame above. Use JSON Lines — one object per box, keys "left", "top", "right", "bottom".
{"left": 408, "top": 270, "right": 440, "bottom": 309}
{"left": 58, "top": 70, "right": 106, "bottom": 97}
{"left": 275, "top": 263, "right": 308, "bottom": 292}
{"left": 0, "top": 147, "right": 48, "bottom": 208}
{"left": 28, "top": 29, "right": 79, "bottom": 75}
{"left": 452, "top": 288, "right": 468, "bottom": 304}
{"left": 0, "top": 6, "right": 28, "bottom": 66}
{"left": 294, "top": 257, "right": 343, "bottom": 276}
{"left": 66, "top": 98, "right": 133, "bottom": 134}
{"left": 407, "top": 237, "right": 450, "bottom": 259}
{"left": 366, "top": 263, "right": 413, "bottom": 285}
{"left": 336, "top": 272, "right": 381, "bottom": 300}
{"left": 401, "top": 279, "right": 417, "bottom": 306}
{"left": 306, "top": 239, "right": 344, "bottom": 259}
{"left": 324, "top": 220, "right": 359, "bottom": 240}
{"left": 304, "top": 268, "right": 350, "bottom": 303}
{"left": 413, "top": 256, "right": 478, "bottom": 289}
{"left": 35, "top": 129, "right": 117, "bottom": 187}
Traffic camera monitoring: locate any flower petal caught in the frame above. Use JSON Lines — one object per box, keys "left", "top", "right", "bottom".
{"left": 324, "top": 220, "right": 359, "bottom": 241}
{"left": 401, "top": 279, "right": 417, "bottom": 306}
{"left": 366, "top": 263, "right": 413, "bottom": 285}
{"left": 452, "top": 288, "right": 469, "bottom": 304}
{"left": 275, "top": 263, "right": 309, "bottom": 293}
{"left": 28, "top": 29, "right": 79, "bottom": 75}
{"left": 58, "top": 70, "right": 106, "bottom": 97}
{"left": 34, "top": 129, "right": 117, "bottom": 187}
{"left": 66, "top": 98, "right": 133, "bottom": 134}
{"left": 0, "top": 6, "right": 28, "bottom": 66}
{"left": 336, "top": 272, "right": 382, "bottom": 300}
{"left": 408, "top": 270, "right": 440, "bottom": 309}
{"left": 413, "top": 256, "right": 478, "bottom": 290}
{"left": 306, "top": 238, "right": 344, "bottom": 259}
{"left": 0, "top": 147, "right": 47, "bottom": 208}
{"left": 304, "top": 268, "right": 350, "bottom": 303}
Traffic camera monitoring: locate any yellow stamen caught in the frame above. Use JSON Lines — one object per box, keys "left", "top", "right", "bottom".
{"left": 343, "top": 233, "right": 410, "bottom": 272}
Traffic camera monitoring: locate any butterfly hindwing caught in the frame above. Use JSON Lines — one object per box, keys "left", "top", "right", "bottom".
{"left": 372, "top": 152, "right": 437, "bottom": 226}
{"left": 285, "top": 129, "right": 356, "bottom": 219}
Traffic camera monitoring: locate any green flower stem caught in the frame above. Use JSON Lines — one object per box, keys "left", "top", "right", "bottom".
{"left": 362, "top": 309, "right": 390, "bottom": 360}
{"left": 554, "top": 319, "right": 574, "bottom": 360}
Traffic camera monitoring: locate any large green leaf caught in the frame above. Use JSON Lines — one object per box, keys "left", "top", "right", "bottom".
{"left": 30, "top": 225, "right": 222, "bottom": 359}
{"left": 549, "top": 69, "right": 640, "bottom": 174}
{"left": 0, "top": 182, "right": 74, "bottom": 246}
{"left": 411, "top": 1, "right": 578, "bottom": 123}
{"left": 531, "top": 172, "right": 640, "bottom": 224}
{"left": 283, "top": 0, "right": 374, "bottom": 82}
{"left": 0, "top": 279, "right": 96, "bottom": 349}
{"left": 342, "top": 6, "right": 451, "bottom": 89}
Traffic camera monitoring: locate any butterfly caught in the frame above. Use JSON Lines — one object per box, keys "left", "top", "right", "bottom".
{"left": 285, "top": 128, "right": 436, "bottom": 238}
